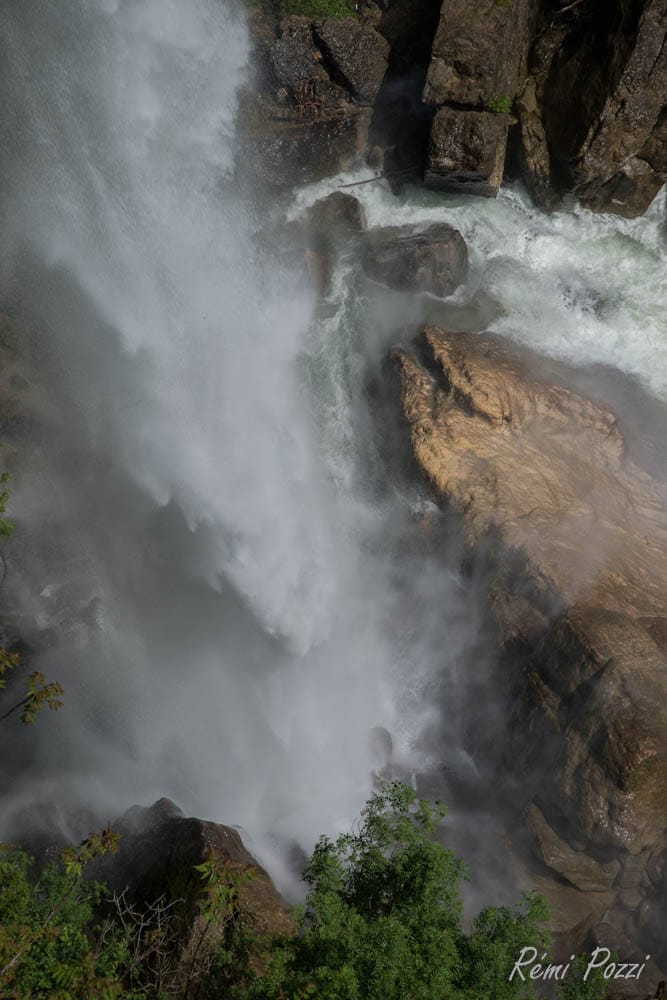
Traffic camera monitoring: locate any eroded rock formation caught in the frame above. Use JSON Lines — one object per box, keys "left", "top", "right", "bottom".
{"left": 517, "top": 0, "right": 667, "bottom": 216}
{"left": 395, "top": 327, "right": 667, "bottom": 970}
{"left": 422, "top": 0, "right": 536, "bottom": 196}
{"left": 240, "top": 11, "right": 389, "bottom": 189}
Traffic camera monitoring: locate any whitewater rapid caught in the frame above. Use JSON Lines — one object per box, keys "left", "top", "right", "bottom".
{"left": 0, "top": 0, "right": 665, "bottom": 898}
{"left": 292, "top": 174, "right": 667, "bottom": 403}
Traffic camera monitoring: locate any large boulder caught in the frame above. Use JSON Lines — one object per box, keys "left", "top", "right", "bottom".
{"left": 89, "top": 798, "right": 293, "bottom": 977}
{"left": 302, "top": 191, "right": 367, "bottom": 293}
{"left": 312, "top": 18, "right": 389, "bottom": 105}
{"left": 423, "top": 0, "right": 535, "bottom": 108}
{"left": 362, "top": 223, "right": 468, "bottom": 296}
{"left": 524, "top": 802, "right": 620, "bottom": 893}
{"left": 306, "top": 190, "right": 366, "bottom": 242}
{"left": 422, "top": 0, "right": 535, "bottom": 197}
{"left": 394, "top": 327, "right": 667, "bottom": 968}
{"left": 425, "top": 107, "right": 509, "bottom": 197}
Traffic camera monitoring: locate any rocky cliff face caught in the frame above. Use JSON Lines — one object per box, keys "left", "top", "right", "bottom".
{"left": 423, "top": 0, "right": 536, "bottom": 196}
{"left": 395, "top": 327, "right": 667, "bottom": 972}
{"left": 517, "top": 0, "right": 667, "bottom": 216}
{"left": 242, "top": 0, "right": 667, "bottom": 216}
{"left": 239, "top": 10, "right": 389, "bottom": 189}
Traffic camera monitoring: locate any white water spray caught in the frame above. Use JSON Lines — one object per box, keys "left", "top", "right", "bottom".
{"left": 1, "top": 0, "right": 665, "bottom": 900}
{"left": 0, "top": 0, "right": 473, "bottom": 883}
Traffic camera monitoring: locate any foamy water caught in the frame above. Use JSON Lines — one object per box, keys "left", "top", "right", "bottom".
{"left": 292, "top": 174, "right": 667, "bottom": 401}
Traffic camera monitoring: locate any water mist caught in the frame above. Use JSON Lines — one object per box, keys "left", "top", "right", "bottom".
{"left": 0, "top": 0, "right": 486, "bottom": 894}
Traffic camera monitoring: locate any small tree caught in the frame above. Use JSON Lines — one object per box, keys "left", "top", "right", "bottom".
{"left": 0, "top": 831, "right": 127, "bottom": 1000}
{"left": 237, "top": 781, "right": 584, "bottom": 1000}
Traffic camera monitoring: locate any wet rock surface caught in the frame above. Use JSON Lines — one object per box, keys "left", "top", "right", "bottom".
{"left": 426, "top": 107, "right": 510, "bottom": 196}
{"left": 242, "top": 0, "right": 667, "bottom": 214}
{"left": 362, "top": 222, "right": 468, "bottom": 296}
{"left": 395, "top": 327, "right": 667, "bottom": 976}
{"left": 423, "top": 0, "right": 535, "bottom": 108}
{"left": 518, "top": 0, "right": 667, "bottom": 216}
{"left": 421, "top": 0, "right": 534, "bottom": 196}
{"left": 240, "top": 12, "right": 388, "bottom": 189}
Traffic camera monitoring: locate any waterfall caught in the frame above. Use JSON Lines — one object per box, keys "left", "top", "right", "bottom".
{"left": 1, "top": 0, "right": 664, "bottom": 901}
{"left": 0, "top": 0, "right": 476, "bottom": 888}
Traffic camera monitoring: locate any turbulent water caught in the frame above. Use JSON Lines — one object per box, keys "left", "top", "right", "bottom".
{"left": 0, "top": 0, "right": 665, "bottom": 897}
{"left": 293, "top": 174, "right": 667, "bottom": 402}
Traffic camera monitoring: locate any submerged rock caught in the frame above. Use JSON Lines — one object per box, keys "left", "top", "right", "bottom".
{"left": 282, "top": 191, "right": 365, "bottom": 294}
{"left": 306, "top": 190, "right": 366, "bottom": 241}
{"left": 362, "top": 222, "right": 468, "bottom": 296}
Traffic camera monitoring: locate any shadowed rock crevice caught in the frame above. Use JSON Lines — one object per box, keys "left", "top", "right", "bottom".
{"left": 368, "top": 0, "right": 445, "bottom": 187}
{"left": 519, "top": 0, "right": 667, "bottom": 214}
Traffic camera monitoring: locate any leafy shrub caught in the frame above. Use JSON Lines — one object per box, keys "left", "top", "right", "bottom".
{"left": 0, "top": 835, "right": 130, "bottom": 1000}
{"left": 488, "top": 95, "right": 513, "bottom": 114}
{"left": 233, "top": 782, "right": 603, "bottom": 1000}
{"left": 252, "top": 0, "right": 356, "bottom": 18}
{"left": 0, "top": 784, "right": 609, "bottom": 1000}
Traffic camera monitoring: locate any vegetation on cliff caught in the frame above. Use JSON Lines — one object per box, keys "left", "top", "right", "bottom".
{"left": 248, "top": 0, "right": 356, "bottom": 20}
{"left": 0, "top": 782, "right": 607, "bottom": 999}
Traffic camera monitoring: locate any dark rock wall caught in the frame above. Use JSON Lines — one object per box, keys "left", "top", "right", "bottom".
{"left": 523, "top": 0, "right": 667, "bottom": 215}
{"left": 242, "top": 0, "right": 667, "bottom": 217}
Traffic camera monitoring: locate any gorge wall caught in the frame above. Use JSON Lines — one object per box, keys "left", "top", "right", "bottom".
{"left": 243, "top": 0, "right": 667, "bottom": 216}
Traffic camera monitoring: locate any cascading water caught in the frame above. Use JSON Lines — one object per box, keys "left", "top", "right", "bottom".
{"left": 292, "top": 175, "right": 667, "bottom": 403}
{"left": 0, "top": 0, "right": 481, "bottom": 889}
{"left": 0, "top": 0, "right": 665, "bottom": 904}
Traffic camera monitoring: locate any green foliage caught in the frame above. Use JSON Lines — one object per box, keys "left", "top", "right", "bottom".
{"left": 254, "top": 0, "right": 356, "bottom": 18}
{"left": 0, "top": 651, "right": 64, "bottom": 726}
{"left": 557, "top": 954, "right": 609, "bottom": 1000}
{"left": 488, "top": 95, "right": 513, "bottom": 114}
{"left": 234, "top": 782, "right": 556, "bottom": 1000}
{"left": 188, "top": 858, "right": 257, "bottom": 995}
{"left": 61, "top": 828, "right": 121, "bottom": 878}
{"left": 458, "top": 892, "right": 551, "bottom": 1000}
{"left": 0, "top": 785, "right": 610, "bottom": 1000}
{"left": 0, "top": 835, "right": 131, "bottom": 1000}
{"left": 496, "top": 0, "right": 513, "bottom": 7}
{"left": 0, "top": 647, "right": 21, "bottom": 691}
